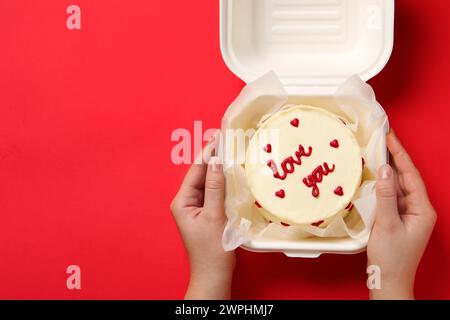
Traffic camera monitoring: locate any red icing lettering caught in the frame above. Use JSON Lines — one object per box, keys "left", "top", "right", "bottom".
{"left": 302, "top": 162, "right": 336, "bottom": 197}
{"left": 280, "top": 222, "right": 290, "bottom": 227}
{"left": 255, "top": 201, "right": 262, "bottom": 208}
{"left": 267, "top": 144, "right": 313, "bottom": 180}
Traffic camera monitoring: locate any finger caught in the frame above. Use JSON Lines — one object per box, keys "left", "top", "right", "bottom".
{"left": 203, "top": 156, "right": 225, "bottom": 217}
{"left": 387, "top": 130, "right": 416, "bottom": 171}
{"left": 375, "top": 164, "right": 401, "bottom": 227}
{"left": 172, "top": 132, "right": 221, "bottom": 210}
{"left": 387, "top": 130, "right": 426, "bottom": 195}
{"left": 178, "top": 130, "right": 222, "bottom": 194}
{"left": 172, "top": 163, "right": 207, "bottom": 210}
{"left": 194, "top": 129, "right": 221, "bottom": 165}
{"left": 179, "top": 162, "right": 207, "bottom": 192}
{"left": 390, "top": 160, "right": 405, "bottom": 197}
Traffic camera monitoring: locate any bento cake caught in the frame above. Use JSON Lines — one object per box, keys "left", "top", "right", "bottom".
{"left": 245, "top": 105, "right": 362, "bottom": 225}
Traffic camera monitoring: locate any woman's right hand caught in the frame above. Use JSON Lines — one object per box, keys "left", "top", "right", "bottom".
{"left": 367, "top": 131, "right": 437, "bottom": 299}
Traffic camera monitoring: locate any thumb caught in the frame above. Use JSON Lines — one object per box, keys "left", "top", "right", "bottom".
{"left": 203, "top": 157, "right": 225, "bottom": 216}
{"left": 375, "top": 164, "right": 401, "bottom": 227}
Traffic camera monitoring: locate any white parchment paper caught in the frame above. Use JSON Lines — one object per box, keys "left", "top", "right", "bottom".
{"left": 220, "top": 72, "right": 388, "bottom": 251}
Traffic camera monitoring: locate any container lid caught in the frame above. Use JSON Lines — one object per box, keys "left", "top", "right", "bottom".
{"left": 220, "top": 0, "right": 394, "bottom": 94}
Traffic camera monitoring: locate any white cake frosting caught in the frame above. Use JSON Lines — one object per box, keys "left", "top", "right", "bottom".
{"left": 245, "top": 105, "right": 362, "bottom": 225}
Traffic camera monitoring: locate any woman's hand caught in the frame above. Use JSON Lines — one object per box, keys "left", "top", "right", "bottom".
{"left": 368, "top": 131, "right": 436, "bottom": 299}
{"left": 171, "top": 139, "right": 235, "bottom": 300}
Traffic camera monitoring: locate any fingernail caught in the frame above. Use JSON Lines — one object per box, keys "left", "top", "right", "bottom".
{"left": 379, "top": 164, "right": 392, "bottom": 180}
{"left": 210, "top": 157, "right": 222, "bottom": 172}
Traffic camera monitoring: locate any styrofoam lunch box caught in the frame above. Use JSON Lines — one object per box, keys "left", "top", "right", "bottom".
{"left": 219, "top": 0, "right": 394, "bottom": 257}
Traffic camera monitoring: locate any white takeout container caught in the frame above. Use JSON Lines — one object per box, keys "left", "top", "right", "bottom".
{"left": 219, "top": 0, "right": 394, "bottom": 257}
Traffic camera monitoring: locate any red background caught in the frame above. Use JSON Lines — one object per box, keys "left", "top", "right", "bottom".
{"left": 0, "top": 0, "right": 449, "bottom": 299}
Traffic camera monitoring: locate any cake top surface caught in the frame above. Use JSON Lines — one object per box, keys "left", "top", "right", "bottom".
{"left": 245, "top": 105, "right": 362, "bottom": 225}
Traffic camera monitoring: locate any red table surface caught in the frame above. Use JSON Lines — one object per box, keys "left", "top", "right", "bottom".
{"left": 0, "top": 0, "right": 449, "bottom": 299}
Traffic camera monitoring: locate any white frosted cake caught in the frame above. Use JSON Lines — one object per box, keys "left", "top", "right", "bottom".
{"left": 245, "top": 105, "right": 362, "bottom": 226}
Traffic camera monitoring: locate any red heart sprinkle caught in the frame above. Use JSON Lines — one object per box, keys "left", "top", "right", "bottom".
{"left": 275, "top": 189, "right": 285, "bottom": 198}
{"left": 263, "top": 144, "right": 272, "bottom": 153}
{"left": 280, "top": 222, "right": 290, "bottom": 227}
{"left": 311, "top": 220, "right": 324, "bottom": 227}
{"left": 290, "top": 118, "right": 299, "bottom": 127}
{"left": 255, "top": 201, "right": 262, "bottom": 208}
{"left": 334, "top": 186, "right": 344, "bottom": 196}
{"left": 330, "top": 139, "right": 339, "bottom": 148}
{"left": 345, "top": 202, "right": 352, "bottom": 210}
